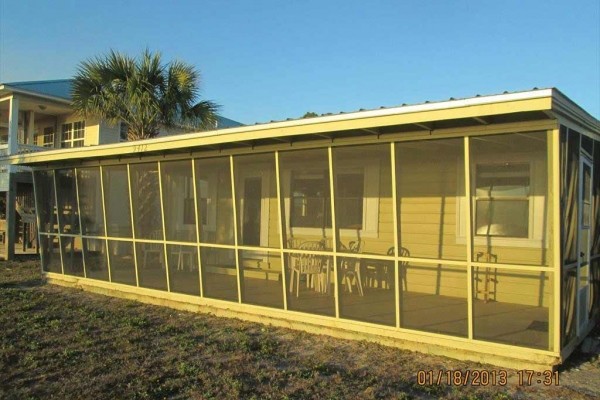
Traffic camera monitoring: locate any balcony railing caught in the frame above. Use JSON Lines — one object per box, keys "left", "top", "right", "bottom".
{"left": 0, "top": 143, "right": 48, "bottom": 157}
{"left": 16, "top": 143, "right": 47, "bottom": 154}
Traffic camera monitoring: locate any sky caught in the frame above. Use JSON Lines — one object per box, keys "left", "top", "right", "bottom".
{"left": 0, "top": 0, "right": 598, "bottom": 123}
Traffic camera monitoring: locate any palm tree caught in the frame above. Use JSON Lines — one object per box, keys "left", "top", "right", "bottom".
{"left": 71, "top": 49, "right": 219, "bottom": 140}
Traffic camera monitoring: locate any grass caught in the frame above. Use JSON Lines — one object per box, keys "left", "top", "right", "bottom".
{"left": 0, "top": 259, "right": 598, "bottom": 399}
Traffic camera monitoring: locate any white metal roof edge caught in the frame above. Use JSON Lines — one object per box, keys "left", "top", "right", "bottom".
{"left": 222, "top": 88, "right": 556, "bottom": 133}
{"left": 53, "top": 88, "right": 558, "bottom": 148}
{"left": 0, "top": 87, "right": 569, "bottom": 164}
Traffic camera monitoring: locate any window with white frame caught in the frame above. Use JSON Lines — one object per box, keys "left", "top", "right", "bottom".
{"left": 61, "top": 121, "right": 85, "bottom": 148}
{"left": 335, "top": 172, "right": 365, "bottom": 229}
{"left": 286, "top": 166, "right": 378, "bottom": 235}
{"left": 457, "top": 132, "right": 550, "bottom": 248}
{"left": 474, "top": 162, "right": 530, "bottom": 238}
{"left": 42, "top": 127, "right": 55, "bottom": 148}
{"left": 290, "top": 171, "right": 330, "bottom": 229}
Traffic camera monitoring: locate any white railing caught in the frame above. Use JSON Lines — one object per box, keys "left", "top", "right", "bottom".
{"left": 0, "top": 143, "right": 49, "bottom": 157}
{"left": 17, "top": 143, "right": 47, "bottom": 154}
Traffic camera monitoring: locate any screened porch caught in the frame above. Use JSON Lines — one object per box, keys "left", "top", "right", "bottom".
{"left": 33, "top": 131, "right": 559, "bottom": 351}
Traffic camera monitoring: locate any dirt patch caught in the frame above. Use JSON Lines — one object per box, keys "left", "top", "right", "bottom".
{"left": 1, "top": 259, "right": 598, "bottom": 399}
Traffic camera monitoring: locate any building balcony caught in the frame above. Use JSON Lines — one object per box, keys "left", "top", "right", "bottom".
{"left": 0, "top": 142, "right": 48, "bottom": 158}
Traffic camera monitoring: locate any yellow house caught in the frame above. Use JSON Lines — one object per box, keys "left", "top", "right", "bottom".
{"left": 3, "top": 88, "right": 598, "bottom": 370}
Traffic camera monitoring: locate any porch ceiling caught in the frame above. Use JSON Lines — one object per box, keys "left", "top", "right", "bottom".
{"left": 0, "top": 93, "right": 72, "bottom": 116}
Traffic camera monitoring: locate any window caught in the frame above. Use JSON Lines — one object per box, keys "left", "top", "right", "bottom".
{"left": 182, "top": 176, "right": 195, "bottom": 225}
{"left": 197, "top": 180, "right": 210, "bottom": 227}
{"left": 462, "top": 132, "right": 551, "bottom": 266}
{"left": 290, "top": 171, "right": 330, "bottom": 228}
{"left": 335, "top": 172, "right": 364, "bottom": 229}
{"left": 332, "top": 144, "right": 386, "bottom": 243}
{"left": 280, "top": 146, "right": 385, "bottom": 244}
{"left": 42, "top": 127, "right": 54, "bottom": 147}
{"left": 474, "top": 163, "right": 530, "bottom": 238}
{"left": 119, "top": 121, "right": 128, "bottom": 142}
{"left": 288, "top": 171, "right": 366, "bottom": 229}
{"left": 61, "top": 121, "right": 85, "bottom": 148}
{"left": 287, "top": 169, "right": 376, "bottom": 232}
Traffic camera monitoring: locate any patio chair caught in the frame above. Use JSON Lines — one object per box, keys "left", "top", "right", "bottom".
{"left": 171, "top": 245, "right": 196, "bottom": 272}
{"left": 142, "top": 230, "right": 164, "bottom": 269}
{"left": 364, "top": 246, "right": 396, "bottom": 290}
{"left": 396, "top": 247, "right": 410, "bottom": 291}
{"left": 287, "top": 237, "right": 305, "bottom": 248}
{"left": 288, "top": 240, "right": 327, "bottom": 297}
{"left": 169, "top": 229, "right": 197, "bottom": 272}
{"left": 339, "top": 240, "right": 364, "bottom": 296}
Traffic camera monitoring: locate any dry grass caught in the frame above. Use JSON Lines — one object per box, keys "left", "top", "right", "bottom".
{"left": 1, "top": 259, "right": 598, "bottom": 399}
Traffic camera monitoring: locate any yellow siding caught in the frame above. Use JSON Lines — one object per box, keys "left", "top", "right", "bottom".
{"left": 473, "top": 269, "right": 553, "bottom": 307}
{"left": 403, "top": 264, "right": 467, "bottom": 298}
{"left": 397, "top": 153, "right": 466, "bottom": 261}
{"left": 472, "top": 244, "right": 553, "bottom": 266}
{"left": 403, "top": 265, "right": 552, "bottom": 307}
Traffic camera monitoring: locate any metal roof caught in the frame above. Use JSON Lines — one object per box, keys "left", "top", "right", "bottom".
{"left": 3, "top": 79, "right": 73, "bottom": 100}
{"left": 216, "top": 116, "right": 244, "bottom": 129}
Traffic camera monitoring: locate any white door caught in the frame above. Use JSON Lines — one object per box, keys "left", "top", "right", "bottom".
{"left": 577, "top": 157, "right": 593, "bottom": 333}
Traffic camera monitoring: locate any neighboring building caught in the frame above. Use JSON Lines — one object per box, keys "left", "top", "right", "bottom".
{"left": 2, "top": 88, "right": 599, "bottom": 370}
{"left": 0, "top": 79, "right": 242, "bottom": 259}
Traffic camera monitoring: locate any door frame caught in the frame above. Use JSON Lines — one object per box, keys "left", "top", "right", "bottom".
{"left": 238, "top": 168, "right": 270, "bottom": 247}
{"left": 576, "top": 155, "right": 593, "bottom": 334}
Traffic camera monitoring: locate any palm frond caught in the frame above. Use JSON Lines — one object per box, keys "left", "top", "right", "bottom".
{"left": 71, "top": 49, "right": 218, "bottom": 139}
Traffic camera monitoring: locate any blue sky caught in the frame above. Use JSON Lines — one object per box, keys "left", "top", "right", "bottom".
{"left": 0, "top": 1, "right": 598, "bottom": 122}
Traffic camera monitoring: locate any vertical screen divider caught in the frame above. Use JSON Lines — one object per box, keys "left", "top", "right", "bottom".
{"left": 275, "top": 151, "right": 288, "bottom": 310}
{"left": 32, "top": 171, "right": 45, "bottom": 273}
{"left": 99, "top": 165, "right": 112, "bottom": 282}
{"left": 74, "top": 168, "right": 86, "bottom": 278}
{"left": 464, "top": 137, "right": 474, "bottom": 340}
{"left": 230, "top": 156, "right": 242, "bottom": 303}
{"left": 390, "top": 142, "right": 401, "bottom": 328}
{"left": 551, "top": 128, "right": 561, "bottom": 353}
{"left": 157, "top": 161, "right": 170, "bottom": 292}
{"left": 53, "top": 170, "right": 64, "bottom": 274}
{"left": 126, "top": 164, "right": 140, "bottom": 287}
{"left": 328, "top": 147, "right": 340, "bottom": 319}
{"left": 191, "top": 158, "right": 204, "bottom": 297}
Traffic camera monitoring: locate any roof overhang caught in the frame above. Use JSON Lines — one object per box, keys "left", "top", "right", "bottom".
{"left": 3, "top": 88, "right": 598, "bottom": 167}
{"left": 0, "top": 84, "right": 72, "bottom": 105}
